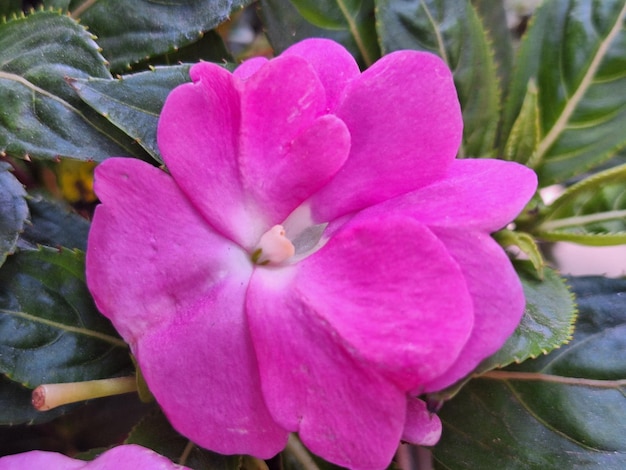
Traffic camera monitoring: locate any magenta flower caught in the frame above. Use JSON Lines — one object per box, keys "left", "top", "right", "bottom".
{"left": 86, "top": 39, "right": 537, "bottom": 468}
{"left": 0, "top": 444, "right": 189, "bottom": 469}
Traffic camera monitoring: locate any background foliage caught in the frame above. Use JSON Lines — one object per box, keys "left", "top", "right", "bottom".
{"left": 0, "top": 0, "right": 624, "bottom": 468}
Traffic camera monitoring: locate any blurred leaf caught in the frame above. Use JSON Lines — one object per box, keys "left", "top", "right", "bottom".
{"left": 377, "top": 0, "right": 500, "bottom": 158}
{"left": 42, "top": 0, "right": 253, "bottom": 72}
{"left": 501, "top": 0, "right": 626, "bottom": 185}
{"left": 126, "top": 409, "right": 243, "bottom": 470}
{"left": 0, "top": 247, "right": 131, "bottom": 388}
{"left": 20, "top": 193, "right": 90, "bottom": 251}
{"left": 0, "top": 161, "right": 28, "bottom": 267}
{"left": 0, "top": 1, "right": 21, "bottom": 17}
{"left": 0, "top": 373, "right": 72, "bottom": 425}
{"left": 535, "top": 163, "right": 626, "bottom": 245}
{"left": 430, "top": 261, "right": 576, "bottom": 401}
{"left": 71, "top": 65, "right": 193, "bottom": 163}
{"left": 504, "top": 79, "right": 541, "bottom": 166}
{"left": 434, "top": 276, "right": 626, "bottom": 470}
{"left": 259, "top": 0, "right": 379, "bottom": 67}
{"left": 0, "top": 10, "right": 143, "bottom": 161}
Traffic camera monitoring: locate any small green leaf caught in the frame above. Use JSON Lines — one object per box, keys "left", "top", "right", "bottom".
{"left": 501, "top": 0, "right": 626, "bottom": 185}
{"left": 0, "top": 162, "right": 28, "bottom": 267}
{"left": 430, "top": 261, "right": 576, "bottom": 400}
{"left": 259, "top": 0, "right": 380, "bottom": 67}
{"left": 536, "top": 163, "right": 626, "bottom": 245}
{"left": 71, "top": 66, "right": 193, "bottom": 163}
{"left": 493, "top": 230, "right": 545, "bottom": 278}
{"left": 0, "top": 247, "right": 131, "bottom": 388}
{"left": 433, "top": 276, "right": 626, "bottom": 470}
{"left": 376, "top": 0, "right": 501, "bottom": 158}
{"left": 20, "top": 193, "right": 90, "bottom": 252}
{"left": 0, "top": 10, "right": 143, "bottom": 161}
{"left": 126, "top": 409, "right": 243, "bottom": 470}
{"left": 503, "top": 79, "right": 541, "bottom": 166}
{"left": 47, "top": 0, "right": 253, "bottom": 72}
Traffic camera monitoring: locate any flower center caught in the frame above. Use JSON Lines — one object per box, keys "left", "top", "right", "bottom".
{"left": 251, "top": 225, "right": 295, "bottom": 265}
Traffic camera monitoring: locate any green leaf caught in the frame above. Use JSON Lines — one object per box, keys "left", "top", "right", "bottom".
{"left": 0, "top": 373, "right": 72, "bottom": 425}
{"left": 493, "top": 230, "right": 545, "bottom": 277}
{"left": 259, "top": 0, "right": 380, "bottom": 67}
{"left": 501, "top": 0, "right": 626, "bottom": 185}
{"left": 503, "top": 79, "right": 541, "bottom": 166}
{"left": 376, "top": 0, "right": 501, "bottom": 157}
{"left": 433, "top": 276, "right": 626, "bottom": 470}
{"left": 430, "top": 261, "right": 576, "bottom": 401}
{"left": 46, "top": 0, "right": 253, "bottom": 72}
{"left": 21, "top": 193, "right": 90, "bottom": 252}
{"left": 71, "top": 65, "right": 193, "bottom": 163}
{"left": 0, "top": 10, "right": 143, "bottom": 161}
{"left": 0, "top": 161, "right": 28, "bottom": 267}
{"left": 535, "top": 163, "right": 626, "bottom": 245}
{"left": 0, "top": 247, "right": 131, "bottom": 388}
{"left": 126, "top": 409, "right": 243, "bottom": 470}
{"left": 0, "top": 1, "right": 22, "bottom": 17}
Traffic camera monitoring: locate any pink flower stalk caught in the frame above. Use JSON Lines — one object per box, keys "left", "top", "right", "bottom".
{"left": 0, "top": 444, "right": 189, "bottom": 469}
{"left": 86, "top": 39, "right": 537, "bottom": 469}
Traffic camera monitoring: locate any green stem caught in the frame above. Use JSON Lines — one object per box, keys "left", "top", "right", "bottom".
{"left": 538, "top": 209, "right": 626, "bottom": 232}
{"left": 336, "top": 0, "right": 373, "bottom": 67}
{"left": 285, "top": 434, "right": 320, "bottom": 470}
{"left": 482, "top": 370, "right": 626, "bottom": 389}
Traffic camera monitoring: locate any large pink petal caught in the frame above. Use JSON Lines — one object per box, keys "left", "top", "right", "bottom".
{"left": 87, "top": 158, "right": 288, "bottom": 456}
{"left": 421, "top": 229, "right": 526, "bottom": 392}
{"left": 247, "top": 267, "right": 407, "bottom": 469}
{"left": 310, "top": 50, "right": 463, "bottom": 222}
{"left": 376, "top": 159, "right": 538, "bottom": 232}
{"left": 295, "top": 213, "right": 475, "bottom": 389}
{"left": 237, "top": 55, "right": 349, "bottom": 230}
{"left": 157, "top": 62, "right": 253, "bottom": 246}
{"left": 282, "top": 38, "right": 361, "bottom": 111}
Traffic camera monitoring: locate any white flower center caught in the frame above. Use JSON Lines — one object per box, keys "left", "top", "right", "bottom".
{"left": 252, "top": 225, "right": 295, "bottom": 265}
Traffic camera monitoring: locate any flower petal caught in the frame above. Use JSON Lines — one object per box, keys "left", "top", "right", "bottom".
{"left": 247, "top": 267, "right": 406, "bottom": 469}
{"left": 310, "top": 50, "right": 463, "bottom": 222}
{"left": 296, "top": 213, "right": 475, "bottom": 389}
{"left": 234, "top": 57, "right": 268, "bottom": 80}
{"left": 402, "top": 398, "right": 442, "bottom": 446}
{"left": 378, "top": 159, "right": 538, "bottom": 232}
{"left": 421, "top": 229, "right": 526, "bottom": 392}
{"left": 87, "top": 158, "right": 287, "bottom": 456}
{"left": 282, "top": 38, "right": 361, "bottom": 111}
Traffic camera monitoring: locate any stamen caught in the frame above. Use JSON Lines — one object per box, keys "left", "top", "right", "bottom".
{"left": 253, "top": 225, "right": 295, "bottom": 265}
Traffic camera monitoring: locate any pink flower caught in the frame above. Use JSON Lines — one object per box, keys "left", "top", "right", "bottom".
{"left": 86, "top": 39, "right": 537, "bottom": 469}
{"left": 0, "top": 444, "right": 189, "bottom": 469}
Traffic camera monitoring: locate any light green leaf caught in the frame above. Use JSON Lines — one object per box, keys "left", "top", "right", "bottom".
{"left": 494, "top": 230, "right": 545, "bottom": 277}
{"left": 501, "top": 0, "right": 626, "bottom": 185}
{"left": 259, "top": 0, "right": 379, "bottom": 67}
{"left": 71, "top": 65, "right": 193, "bottom": 163}
{"left": 535, "top": 163, "right": 626, "bottom": 245}
{"left": 504, "top": 79, "right": 541, "bottom": 166}
{"left": 126, "top": 409, "right": 242, "bottom": 470}
{"left": 429, "top": 261, "right": 576, "bottom": 401}
{"left": 0, "top": 10, "right": 143, "bottom": 161}
{"left": 0, "top": 247, "right": 131, "bottom": 388}
{"left": 44, "top": 0, "right": 253, "bottom": 72}
{"left": 433, "top": 276, "right": 626, "bottom": 470}
{"left": 376, "top": 0, "right": 501, "bottom": 158}
{"left": 0, "top": 162, "right": 28, "bottom": 267}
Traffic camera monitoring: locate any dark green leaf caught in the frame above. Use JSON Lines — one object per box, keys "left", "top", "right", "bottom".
{"left": 434, "top": 276, "right": 626, "bottom": 470}
{"left": 535, "top": 163, "right": 626, "bottom": 245}
{"left": 0, "top": 10, "right": 144, "bottom": 161}
{"left": 501, "top": 0, "right": 626, "bottom": 185}
{"left": 0, "top": 247, "right": 131, "bottom": 388}
{"left": 0, "top": 1, "right": 21, "bottom": 17}
{"left": 0, "top": 373, "right": 72, "bottom": 425}
{"left": 0, "top": 161, "right": 28, "bottom": 266}
{"left": 259, "top": 0, "right": 380, "bottom": 67}
{"left": 503, "top": 79, "right": 541, "bottom": 166}
{"left": 20, "top": 193, "right": 90, "bottom": 252}
{"left": 47, "top": 0, "right": 253, "bottom": 72}
{"left": 376, "top": 0, "right": 501, "bottom": 157}
{"left": 71, "top": 65, "right": 193, "bottom": 163}
{"left": 430, "top": 262, "right": 576, "bottom": 400}
{"left": 126, "top": 409, "right": 243, "bottom": 470}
